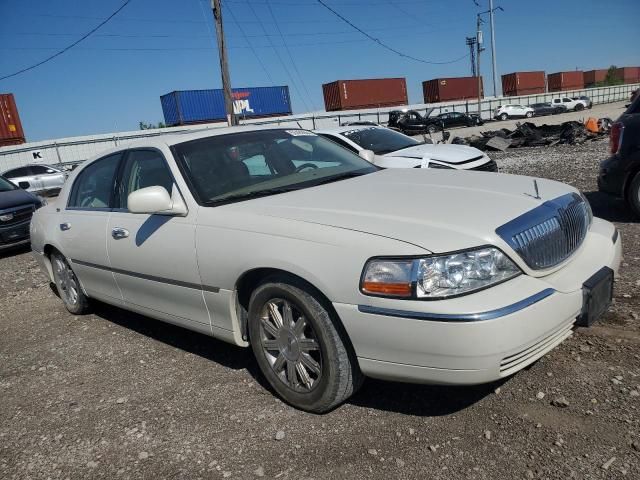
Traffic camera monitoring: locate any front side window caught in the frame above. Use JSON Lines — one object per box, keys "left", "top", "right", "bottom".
{"left": 68, "top": 154, "right": 121, "bottom": 209}
{"left": 4, "top": 167, "right": 30, "bottom": 178}
{"left": 118, "top": 150, "right": 174, "bottom": 209}
{"left": 343, "top": 127, "right": 420, "bottom": 155}
{"left": 172, "top": 129, "right": 377, "bottom": 205}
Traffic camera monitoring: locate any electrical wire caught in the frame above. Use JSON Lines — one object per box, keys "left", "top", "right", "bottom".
{"left": 263, "top": 1, "right": 317, "bottom": 111}
{"left": 0, "top": 0, "right": 133, "bottom": 81}
{"left": 316, "top": 0, "right": 469, "bottom": 65}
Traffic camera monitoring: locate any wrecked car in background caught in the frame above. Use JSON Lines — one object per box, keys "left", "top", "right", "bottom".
{"left": 316, "top": 125, "right": 496, "bottom": 171}
{"left": 31, "top": 126, "right": 621, "bottom": 413}
{"left": 387, "top": 109, "right": 481, "bottom": 135}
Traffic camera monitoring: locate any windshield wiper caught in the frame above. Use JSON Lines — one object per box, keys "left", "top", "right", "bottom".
{"left": 310, "top": 170, "right": 371, "bottom": 186}
{"left": 205, "top": 187, "right": 299, "bottom": 205}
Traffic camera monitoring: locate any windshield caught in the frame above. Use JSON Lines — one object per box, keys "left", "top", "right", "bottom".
{"left": 342, "top": 127, "right": 420, "bottom": 155}
{"left": 172, "top": 129, "right": 378, "bottom": 205}
{"left": 0, "top": 176, "right": 17, "bottom": 192}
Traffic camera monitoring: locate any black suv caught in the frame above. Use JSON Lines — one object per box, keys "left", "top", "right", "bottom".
{"left": 598, "top": 96, "right": 640, "bottom": 216}
{"left": 0, "top": 175, "right": 43, "bottom": 251}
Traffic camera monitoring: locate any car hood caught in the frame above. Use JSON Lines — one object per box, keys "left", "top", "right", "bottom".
{"left": 0, "top": 188, "right": 39, "bottom": 210}
{"left": 235, "top": 168, "right": 575, "bottom": 254}
{"left": 383, "top": 144, "right": 485, "bottom": 164}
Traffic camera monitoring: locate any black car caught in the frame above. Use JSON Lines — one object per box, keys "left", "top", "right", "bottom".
{"left": 387, "top": 109, "right": 440, "bottom": 135}
{"left": 0, "top": 175, "right": 43, "bottom": 251}
{"left": 436, "top": 111, "right": 483, "bottom": 129}
{"left": 531, "top": 103, "right": 567, "bottom": 116}
{"left": 598, "top": 95, "right": 640, "bottom": 216}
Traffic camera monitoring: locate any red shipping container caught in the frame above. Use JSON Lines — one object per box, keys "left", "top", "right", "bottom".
{"left": 583, "top": 69, "right": 607, "bottom": 87}
{"left": 422, "top": 76, "right": 483, "bottom": 103}
{"left": 501, "top": 71, "right": 546, "bottom": 96}
{"left": 0, "top": 93, "right": 25, "bottom": 146}
{"left": 322, "top": 78, "right": 407, "bottom": 111}
{"left": 614, "top": 67, "right": 640, "bottom": 84}
{"left": 547, "top": 71, "right": 584, "bottom": 92}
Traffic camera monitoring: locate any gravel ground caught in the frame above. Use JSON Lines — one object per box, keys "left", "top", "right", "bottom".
{"left": 1, "top": 138, "right": 639, "bottom": 479}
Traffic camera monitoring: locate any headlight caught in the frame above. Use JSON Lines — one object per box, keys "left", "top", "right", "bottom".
{"left": 361, "top": 247, "right": 520, "bottom": 299}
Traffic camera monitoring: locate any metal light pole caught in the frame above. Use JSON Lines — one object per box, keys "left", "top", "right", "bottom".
{"left": 476, "top": 15, "right": 484, "bottom": 117}
{"left": 211, "top": 0, "right": 237, "bottom": 126}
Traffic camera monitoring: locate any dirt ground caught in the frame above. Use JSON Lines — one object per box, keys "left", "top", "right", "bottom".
{"left": 1, "top": 137, "right": 639, "bottom": 480}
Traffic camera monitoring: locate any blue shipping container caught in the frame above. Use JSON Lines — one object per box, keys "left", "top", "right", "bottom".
{"left": 161, "top": 86, "right": 292, "bottom": 126}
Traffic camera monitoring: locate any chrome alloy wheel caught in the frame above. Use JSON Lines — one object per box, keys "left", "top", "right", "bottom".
{"left": 53, "top": 256, "right": 79, "bottom": 306}
{"left": 259, "top": 298, "right": 323, "bottom": 392}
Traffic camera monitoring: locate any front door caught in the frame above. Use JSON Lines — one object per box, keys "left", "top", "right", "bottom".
{"left": 106, "top": 149, "right": 210, "bottom": 331}
{"left": 61, "top": 153, "right": 122, "bottom": 303}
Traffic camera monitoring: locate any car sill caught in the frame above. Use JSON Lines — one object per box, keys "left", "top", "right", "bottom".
{"left": 357, "top": 288, "right": 555, "bottom": 322}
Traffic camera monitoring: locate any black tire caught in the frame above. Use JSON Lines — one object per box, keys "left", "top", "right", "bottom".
{"left": 628, "top": 172, "right": 640, "bottom": 218}
{"left": 500, "top": 113, "right": 508, "bottom": 121}
{"left": 248, "top": 279, "right": 362, "bottom": 413}
{"left": 427, "top": 124, "right": 437, "bottom": 134}
{"left": 525, "top": 111, "right": 533, "bottom": 118}
{"left": 575, "top": 103, "right": 584, "bottom": 111}
{"left": 51, "top": 251, "right": 91, "bottom": 314}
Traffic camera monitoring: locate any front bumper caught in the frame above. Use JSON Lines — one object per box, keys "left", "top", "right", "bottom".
{"left": 598, "top": 154, "right": 627, "bottom": 197}
{"left": 335, "top": 218, "right": 622, "bottom": 385}
{"left": 0, "top": 219, "right": 31, "bottom": 250}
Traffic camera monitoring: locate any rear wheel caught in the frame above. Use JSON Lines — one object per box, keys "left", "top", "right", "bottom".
{"left": 525, "top": 111, "right": 533, "bottom": 118}
{"left": 248, "top": 279, "right": 362, "bottom": 412}
{"left": 628, "top": 172, "right": 640, "bottom": 218}
{"left": 51, "top": 251, "right": 91, "bottom": 314}
{"left": 500, "top": 113, "right": 508, "bottom": 121}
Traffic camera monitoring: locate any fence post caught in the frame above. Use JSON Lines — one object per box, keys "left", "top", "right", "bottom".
{"left": 113, "top": 136, "right": 118, "bottom": 147}
{"left": 312, "top": 116, "right": 316, "bottom": 129}
{"left": 54, "top": 142, "right": 63, "bottom": 165}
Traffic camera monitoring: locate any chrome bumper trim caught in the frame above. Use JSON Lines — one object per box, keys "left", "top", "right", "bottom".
{"left": 357, "top": 288, "right": 556, "bottom": 322}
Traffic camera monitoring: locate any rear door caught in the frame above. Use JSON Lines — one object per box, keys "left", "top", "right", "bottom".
{"left": 31, "top": 165, "right": 65, "bottom": 191}
{"left": 106, "top": 148, "right": 210, "bottom": 332}
{"left": 61, "top": 153, "right": 123, "bottom": 303}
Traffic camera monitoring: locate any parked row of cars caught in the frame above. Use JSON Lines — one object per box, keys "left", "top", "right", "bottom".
{"left": 1, "top": 119, "right": 615, "bottom": 413}
{"left": 494, "top": 96, "right": 592, "bottom": 121}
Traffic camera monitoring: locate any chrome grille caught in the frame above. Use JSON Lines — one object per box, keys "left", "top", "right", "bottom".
{"left": 0, "top": 204, "right": 35, "bottom": 227}
{"left": 496, "top": 193, "right": 591, "bottom": 270}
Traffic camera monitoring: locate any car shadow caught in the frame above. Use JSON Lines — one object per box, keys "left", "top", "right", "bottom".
{"left": 86, "top": 301, "right": 496, "bottom": 416}
{"left": 584, "top": 191, "right": 638, "bottom": 223}
{"left": 0, "top": 243, "right": 31, "bottom": 259}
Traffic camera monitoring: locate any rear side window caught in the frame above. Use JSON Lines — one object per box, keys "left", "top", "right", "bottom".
{"left": 117, "top": 150, "right": 174, "bottom": 209}
{"left": 68, "top": 154, "right": 121, "bottom": 209}
{"left": 4, "top": 166, "right": 30, "bottom": 178}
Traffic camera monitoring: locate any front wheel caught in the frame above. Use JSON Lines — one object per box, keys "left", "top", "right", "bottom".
{"left": 51, "top": 251, "right": 91, "bottom": 314}
{"left": 525, "top": 111, "right": 533, "bottom": 118}
{"left": 575, "top": 103, "right": 584, "bottom": 111}
{"left": 628, "top": 172, "right": 640, "bottom": 218}
{"left": 248, "top": 280, "right": 362, "bottom": 412}
{"left": 500, "top": 113, "right": 508, "bottom": 121}
{"left": 427, "top": 124, "right": 437, "bottom": 134}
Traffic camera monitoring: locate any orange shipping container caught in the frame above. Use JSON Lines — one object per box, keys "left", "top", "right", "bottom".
{"left": 614, "top": 67, "right": 640, "bottom": 84}
{"left": 422, "top": 77, "right": 483, "bottom": 103}
{"left": 501, "top": 71, "right": 546, "bottom": 96}
{"left": 547, "top": 71, "right": 584, "bottom": 92}
{"left": 0, "top": 93, "right": 25, "bottom": 147}
{"left": 583, "top": 69, "right": 607, "bottom": 87}
{"left": 322, "top": 78, "right": 407, "bottom": 111}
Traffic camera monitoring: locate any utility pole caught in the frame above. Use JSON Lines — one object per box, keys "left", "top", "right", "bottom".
{"left": 211, "top": 0, "right": 237, "bottom": 126}
{"left": 465, "top": 37, "right": 477, "bottom": 77}
{"left": 489, "top": 0, "right": 499, "bottom": 97}
{"left": 476, "top": 15, "right": 483, "bottom": 117}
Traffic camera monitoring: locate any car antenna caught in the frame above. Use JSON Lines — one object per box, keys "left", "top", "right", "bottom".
{"left": 525, "top": 179, "right": 541, "bottom": 200}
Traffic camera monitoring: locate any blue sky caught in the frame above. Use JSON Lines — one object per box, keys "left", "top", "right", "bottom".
{"left": 1, "top": 0, "right": 638, "bottom": 142}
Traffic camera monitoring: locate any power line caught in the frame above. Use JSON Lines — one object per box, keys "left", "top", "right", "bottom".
{"left": 0, "top": 0, "right": 133, "bottom": 81}
{"left": 241, "top": 2, "right": 312, "bottom": 112}
{"left": 264, "top": 1, "right": 317, "bottom": 111}
{"left": 316, "top": 0, "right": 469, "bottom": 65}
{"left": 224, "top": 2, "right": 275, "bottom": 85}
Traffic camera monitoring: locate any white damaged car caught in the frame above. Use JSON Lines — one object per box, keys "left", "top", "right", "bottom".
{"left": 315, "top": 125, "right": 496, "bottom": 171}
{"left": 31, "top": 126, "right": 620, "bottom": 412}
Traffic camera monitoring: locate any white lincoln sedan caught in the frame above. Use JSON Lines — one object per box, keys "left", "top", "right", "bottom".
{"left": 31, "top": 126, "right": 621, "bottom": 412}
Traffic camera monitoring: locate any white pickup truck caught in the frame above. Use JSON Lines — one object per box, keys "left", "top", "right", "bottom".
{"left": 550, "top": 97, "right": 588, "bottom": 111}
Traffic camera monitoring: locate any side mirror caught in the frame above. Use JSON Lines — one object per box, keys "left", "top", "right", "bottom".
{"left": 358, "top": 149, "right": 375, "bottom": 163}
{"left": 127, "top": 186, "right": 187, "bottom": 216}
{"left": 18, "top": 181, "right": 31, "bottom": 189}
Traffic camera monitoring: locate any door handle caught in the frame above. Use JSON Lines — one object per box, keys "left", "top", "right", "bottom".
{"left": 111, "top": 227, "right": 129, "bottom": 239}
{"left": 60, "top": 222, "right": 71, "bottom": 231}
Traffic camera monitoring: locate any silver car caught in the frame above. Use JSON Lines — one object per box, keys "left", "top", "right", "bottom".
{"left": 2, "top": 164, "right": 66, "bottom": 194}
{"left": 30, "top": 126, "right": 621, "bottom": 412}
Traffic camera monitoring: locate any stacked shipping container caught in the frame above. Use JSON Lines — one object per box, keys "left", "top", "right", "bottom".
{"left": 547, "top": 71, "right": 584, "bottom": 92}
{"left": 501, "top": 71, "right": 546, "bottom": 96}
{"left": 422, "top": 77, "right": 483, "bottom": 103}
{"left": 0, "top": 94, "right": 25, "bottom": 147}
{"left": 161, "top": 86, "right": 292, "bottom": 126}
{"left": 615, "top": 67, "right": 640, "bottom": 84}
{"left": 583, "top": 69, "right": 608, "bottom": 87}
{"left": 322, "top": 78, "right": 407, "bottom": 111}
